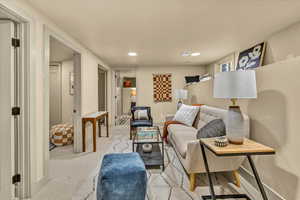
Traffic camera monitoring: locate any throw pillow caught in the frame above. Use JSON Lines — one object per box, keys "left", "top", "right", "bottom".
{"left": 134, "top": 110, "right": 149, "bottom": 120}
{"left": 173, "top": 104, "right": 200, "bottom": 127}
{"left": 196, "top": 119, "right": 226, "bottom": 139}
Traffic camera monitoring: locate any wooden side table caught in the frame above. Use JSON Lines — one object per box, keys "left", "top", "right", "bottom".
{"left": 199, "top": 138, "right": 275, "bottom": 200}
{"left": 82, "top": 111, "right": 109, "bottom": 152}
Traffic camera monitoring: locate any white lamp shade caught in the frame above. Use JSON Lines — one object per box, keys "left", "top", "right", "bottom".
{"left": 213, "top": 71, "right": 257, "bottom": 99}
{"left": 175, "top": 89, "right": 188, "bottom": 100}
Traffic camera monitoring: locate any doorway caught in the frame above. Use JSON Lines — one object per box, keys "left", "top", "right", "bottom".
{"left": 114, "top": 69, "right": 137, "bottom": 126}
{"left": 48, "top": 36, "right": 78, "bottom": 155}
{"left": 98, "top": 65, "right": 107, "bottom": 112}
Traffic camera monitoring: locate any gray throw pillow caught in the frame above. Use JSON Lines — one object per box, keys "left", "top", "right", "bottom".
{"left": 196, "top": 119, "right": 226, "bottom": 139}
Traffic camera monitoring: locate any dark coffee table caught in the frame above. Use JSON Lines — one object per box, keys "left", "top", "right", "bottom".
{"left": 132, "top": 126, "right": 164, "bottom": 171}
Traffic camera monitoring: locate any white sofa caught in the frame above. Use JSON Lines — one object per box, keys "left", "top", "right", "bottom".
{"left": 166, "top": 105, "right": 250, "bottom": 191}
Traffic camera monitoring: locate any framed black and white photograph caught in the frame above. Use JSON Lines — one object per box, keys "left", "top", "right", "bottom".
{"left": 216, "top": 54, "right": 235, "bottom": 73}
{"left": 220, "top": 62, "right": 231, "bottom": 72}
{"left": 236, "top": 42, "right": 266, "bottom": 71}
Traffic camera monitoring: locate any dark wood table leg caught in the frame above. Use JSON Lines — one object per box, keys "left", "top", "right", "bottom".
{"left": 93, "top": 119, "right": 97, "bottom": 152}
{"left": 106, "top": 113, "right": 109, "bottom": 137}
{"left": 98, "top": 118, "right": 101, "bottom": 137}
{"left": 82, "top": 119, "right": 86, "bottom": 152}
{"left": 200, "top": 143, "right": 217, "bottom": 200}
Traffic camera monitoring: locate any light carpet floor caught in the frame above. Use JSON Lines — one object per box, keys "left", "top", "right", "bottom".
{"left": 32, "top": 125, "right": 252, "bottom": 200}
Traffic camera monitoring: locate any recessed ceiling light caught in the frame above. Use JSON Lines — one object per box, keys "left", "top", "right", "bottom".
{"left": 191, "top": 52, "right": 201, "bottom": 56}
{"left": 181, "top": 51, "right": 192, "bottom": 57}
{"left": 128, "top": 52, "right": 137, "bottom": 56}
{"left": 181, "top": 51, "right": 201, "bottom": 57}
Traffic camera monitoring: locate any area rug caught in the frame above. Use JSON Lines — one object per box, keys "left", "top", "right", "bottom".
{"left": 80, "top": 125, "right": 245, "bottom": 200}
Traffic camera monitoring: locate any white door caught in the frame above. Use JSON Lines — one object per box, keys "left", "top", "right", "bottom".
{"left": 0, "top": 20, "right": 16, "bottom": 200}
{"left": 73, "top": 53, "right": 82, "bottom": 152}
{"left": 115, "top": 72, "right": 122, "bottom": 124}
{"left": 49, "top": 65, "right": 62, "bottom": 127}
{"left": 98, "top": 68, "right": 106, "bottom": 111}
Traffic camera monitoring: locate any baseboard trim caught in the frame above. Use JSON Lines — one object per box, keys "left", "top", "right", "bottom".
{"left": 239, "top": 166, "right": 286, "bottom": 200}
{"left": 31, "top": 177, "right": 49, "bottom": 198}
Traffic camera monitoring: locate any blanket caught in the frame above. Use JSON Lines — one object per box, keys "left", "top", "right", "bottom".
{"left": 162, "top": 121, "right": 183, "bottom": 143}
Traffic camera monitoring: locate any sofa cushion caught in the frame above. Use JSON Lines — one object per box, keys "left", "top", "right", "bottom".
{"left": 196, "top": 119, "right": 226, "bottom": 139}
{"left": 134, "top": 110, "right": 149, "bottom": 120}
{"left": 173, "top": 104, "right": 200, "bottom": 127}
{"left": 168, "top": 124, "right": 197, "bottom": 158}
{"left": 131, "top": 120, "right": 152, "bottom": 127}
{"left": 196, "top": 109, "right": 220, "bottom": 129}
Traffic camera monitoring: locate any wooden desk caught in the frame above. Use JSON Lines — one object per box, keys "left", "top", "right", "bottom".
{"left": 82, "top": 111, "right": 109, "bottom": 152}
{"left": 200, "top": 138, "right": 275, "bottom": 200}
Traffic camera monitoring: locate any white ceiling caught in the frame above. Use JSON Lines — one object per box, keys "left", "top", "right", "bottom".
{"left": 27, "top": 0, "right": 300, "bottom": 67}
{"left": 50, "top": 36, "right": 74, "bottom": 62}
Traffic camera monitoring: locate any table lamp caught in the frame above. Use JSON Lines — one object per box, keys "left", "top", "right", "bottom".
{"left": 175, "top": 89, "right": 188, "bottom": 110}
{"left": 213, "top": 71, "right": 257, "bottom": 144}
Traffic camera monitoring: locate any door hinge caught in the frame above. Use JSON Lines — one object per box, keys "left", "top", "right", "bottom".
{"left": 12, "top": 107, "right": 21, "bottom": 116}
{"left": 12, "top": 38, "right": 20, "bottom": 48}
{"left": 12, "top": 174, "right": 21, "bottom": 184}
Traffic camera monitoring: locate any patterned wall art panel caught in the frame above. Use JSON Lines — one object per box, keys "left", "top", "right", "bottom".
{"left": 153, "top": 73, "right": 172, "bottom": 102}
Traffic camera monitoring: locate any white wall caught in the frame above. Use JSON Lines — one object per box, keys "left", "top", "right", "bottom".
{"left": 0, "top": 0, "right": 112, "bottom": 197}
{"left": 61, "top": 60, "right": 74, "bottom": 123}
{"left": 194, "top": 21, "right": 300, "bottom": 200}
{"left": 264, "top": 21, "right": 300, "bottom": 65}
{"left": 189, "top": 58, "right": 300, "bottom": 200}
{"left": 119, "top": 69, "right": 136, "bottom": 78}
{"left": 136, "top": 66, "right": 206, "bottom": 123}
{"left": 209, "top": 21, "right": 300, "bottom": 76}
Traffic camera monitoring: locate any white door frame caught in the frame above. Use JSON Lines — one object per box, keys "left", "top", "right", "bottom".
{"left": 43, "top": 26, "right": 83, "bottom": 156}
{"left": 0, "top": 4, "right": 31, "bottom": 199}
{"left": 112, "top": 68, "right": 136, "bottom": 125}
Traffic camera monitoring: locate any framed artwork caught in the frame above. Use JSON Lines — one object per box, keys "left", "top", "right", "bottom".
{"left": 153, "top": 73, "right": 172, "bottom": 102}
{"left": 220, "top": 62, "right": 231, "bottom": 72}
{"left": 215, "top": 53, "right": 235, "bottom": 73}
{"left": 236, "top": 42, "right": 266, "bottom": 71}
{"left": 69, "top": 72, "right": 74, "bottom": 95}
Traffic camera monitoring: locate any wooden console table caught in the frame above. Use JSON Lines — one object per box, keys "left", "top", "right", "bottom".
{"left": 200, "top": 138, "right": 275, "bottom": 200}
{"left": 82, "top": 111, "right": 109, "bottom": 152}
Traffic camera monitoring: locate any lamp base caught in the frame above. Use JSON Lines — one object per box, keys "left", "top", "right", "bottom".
{"left": 227, "top": 106, "right": 244, "bottom": 145}
{"left": 177, "top": 100, "right": 183, "bottom": 110}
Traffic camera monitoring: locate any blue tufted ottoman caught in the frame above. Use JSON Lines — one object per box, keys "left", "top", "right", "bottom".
{"left": 97, "top": 153, "right": 147, "bottom": 200}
